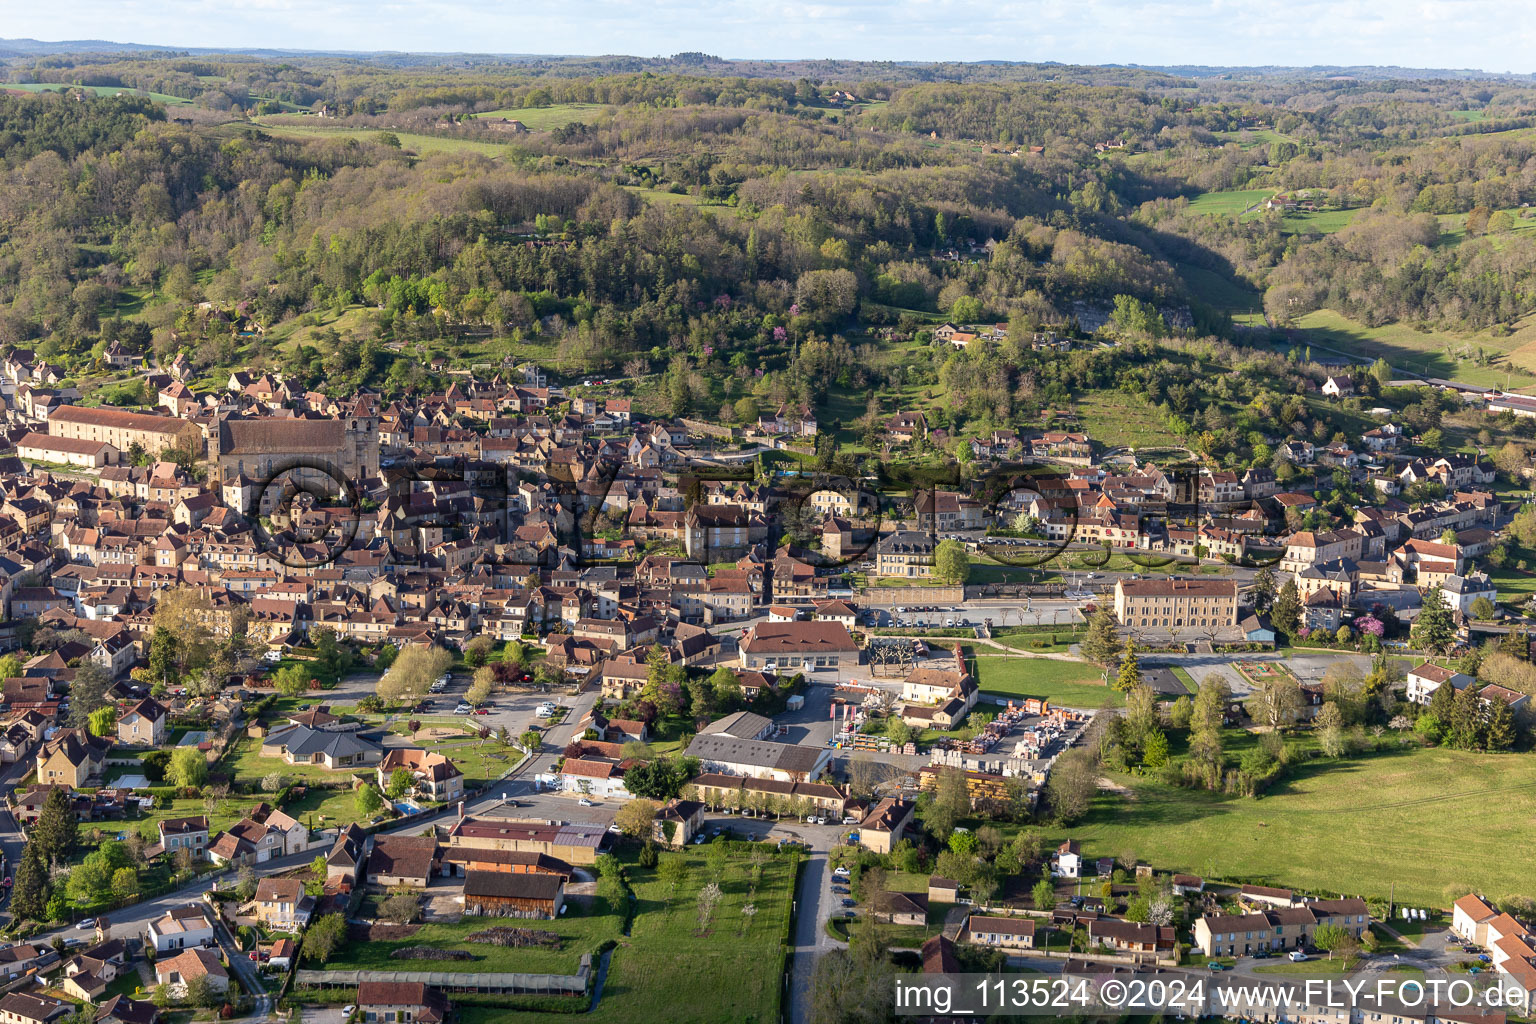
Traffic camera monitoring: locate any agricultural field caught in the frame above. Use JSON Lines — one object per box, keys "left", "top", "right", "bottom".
{"left": 1279, "top": 208, "right": 1361, "bottom": 234}
{"left": 472, "top": 103, "right": 612, "bottom": 129}
{"left": 497, "top": 846, "right": 798, "bottom": 1024}
{"left": 1063, "top": 746, "right": 1536, "bottom": 905}
{"left": 247, "top": 118, "right": 516, "bottom": 158}
{"left": 1289, "top": 308, "right": 1536, "bottom": 388}
{"left": 1184, "top": 188, "right": 1274, "bottom": 216}
{"left": 3, "top": 82, "right": 194, "bottom": 104}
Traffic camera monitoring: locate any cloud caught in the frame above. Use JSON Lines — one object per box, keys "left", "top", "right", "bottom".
{"left": 3, "top": 0, "right": 1532, "bottom": 69}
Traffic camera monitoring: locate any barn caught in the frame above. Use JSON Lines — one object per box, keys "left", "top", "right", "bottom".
{"left": 461, "top": 870, "right": 565, "bottom": 919}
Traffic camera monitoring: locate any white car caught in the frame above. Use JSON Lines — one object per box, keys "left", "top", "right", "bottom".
{"left": 1288, "top": 951, "right": 1307, "bottom": 962}
{"left": 535, "top": 709, "right": 553, "bottom": 719}
{"left": 578, "top": 797, "right": 594, "bottom": 807}
{"left": 454, "top": 704, "right": 473, "bottom": 715}
{"left": 832, "top": 866, "right": 850, "bottom": 878}
{"left": 76, "top": 919, "right": 96, "bottom": 930}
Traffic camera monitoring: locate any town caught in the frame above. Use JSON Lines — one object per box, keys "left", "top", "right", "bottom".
{"left": 0, "top": 340, "right": 1526, "bottom": 1024}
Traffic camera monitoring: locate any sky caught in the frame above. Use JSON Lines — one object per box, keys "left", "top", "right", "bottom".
{"left": 4, "top": 0, "right": 1536, "bottom": 72}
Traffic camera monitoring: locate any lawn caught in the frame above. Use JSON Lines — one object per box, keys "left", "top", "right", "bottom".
{"left": 496, "top": 846, "right": 797, "bottom": 1024}
{"left": 322, "top": 895, "right": 624, "bottom": 975}
{"left": 1060, "top": 746, "right": 1536, "bottom": 905}
{"left": 966, "top": 655, "right": 1121, "bottom": 706}
{"left": 222, "top": 734, "right": 373, "bottom": 785}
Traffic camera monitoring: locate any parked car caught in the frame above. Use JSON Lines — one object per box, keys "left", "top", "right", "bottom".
{"left": 841, "top": 899, "right": 856, "bottom": 908}
{"left": 454, "top": 704, "right": 473, "bottom": 714}
{"left": 76, "top": 919, "right": 95, "bottom": 931}
{"left": 578, "top": 797, "right": 594, "bottom": 807}
{"left": 1207, "top": 962, "right": 1226, "bottom": 972}
{"left": 472, "top": 708, "right": 490, "bottom": 715}
{"left": 1288, "top": 951, "right": 1307, "bottom": 963}
{"left": 832, "top": 866, "right": 850, "bottom": 878}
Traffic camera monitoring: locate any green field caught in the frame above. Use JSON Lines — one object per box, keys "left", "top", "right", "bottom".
{"left": 1062, "top": 747, "right": 1536, "bottom": 905}
{"left": 967, "top": 655, "right": 1119, "bottom": 705}
{"left": 1290, "top": 308, "right": 1536, "bottom": 388}
{"left": 4, "top": 82, "right": 193, "bottom": 105}
{"left": 1073, "top": 390, "right": 1185, "bottom": 450}
{"left": 497, "top": 846, "right": 797, "bottom": 1024}
{"left": 1185, "top": 188, "right": 1274, "bottom": 216}
{"left": 1211, "top": 129, "right": 1293, "bottom": 149}
{"left": 247, "top": 119, "right": 515, "bottom": 158}
{"left": 1177, "top": 261, "right": 1264, "bottom": 315}
{"left": 472, "top": 103, "right": 612, "bottom": 130}
{"left": 1280, "top": 208, "right": 1361, "bottom": 234}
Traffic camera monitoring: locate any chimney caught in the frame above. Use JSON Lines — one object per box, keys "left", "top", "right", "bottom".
{"left": 456, "top": 800, "right": 465, "bottom": 821}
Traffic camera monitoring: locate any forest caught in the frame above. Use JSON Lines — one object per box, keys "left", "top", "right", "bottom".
{"left": 5, "top": 53, "right": 1536, "bottom": 468}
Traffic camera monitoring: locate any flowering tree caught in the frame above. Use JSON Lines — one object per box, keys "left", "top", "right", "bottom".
{"left": 1356, "top": 615, "right": 1385, "bottom": 638}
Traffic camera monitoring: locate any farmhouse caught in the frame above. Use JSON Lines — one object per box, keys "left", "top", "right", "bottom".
{"left": 366, "top": 835, "right": 440, "bottom": 888}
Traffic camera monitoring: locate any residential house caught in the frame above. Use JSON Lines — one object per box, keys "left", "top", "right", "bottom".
{"left": 154, "top": 949, "right": 229, "bottom": 999}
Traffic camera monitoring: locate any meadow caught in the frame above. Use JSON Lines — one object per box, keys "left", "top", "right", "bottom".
{"left": 496, "top": 845, "right": 798, "bottom": 1024}
{"left": 1289, "top": 308, "right": 1536, "bottom": 388}
{"left": 1062, "top": 746, "right": 1536, "bottom": 905}
{"left": 1184, "top": 188, "right": 1274, "bottom": 216}
{"left": 472, "top": 103, "right": 612, "bottom": 129}
{"left": 4, "top": 82, "right": 193, "bottom": 104}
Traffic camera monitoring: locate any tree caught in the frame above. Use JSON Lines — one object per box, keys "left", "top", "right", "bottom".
{"left": 1252, "top": 567, "right": 1277, "bottom": 610}
{"left": 1272, "top": 580, "right": 1301, "bottom": 636}
{"left": 885, "top": 717, "right": 913, "bottom": 746}
{"left": 708, "top": 665, "right": 742, "bottom": 706}
{"left": 273, "top": 664, "right": 309, "bottom": 697}
{"left": 1032, "top": 876, "right": 1056, "bottom": 911}
{"left": 1471, "top": 596, "right": 1498, "bottom": 621}
{"left": 1142, "top": 728, "right": 1170, "bottom": 768}
{"left": 152, "top": 586, "right": 215, "bottom": 680}
{"left": 385, "top": 768, "right": 414, "bottom": 800}
{"left": 1414, "top": 588, "right": 1456, "bottom": 654}
{"left": 923, "top": 767, "right": 970, "bottom": 839}
{"left": 1114, "top": 646, "right": 1142, "bottom": 693}
{"left": 1486, "top": 698, "right": 1518, "bottom": 751}
{"left": 302, "top": 913, "right": 348, "bottom": 964}
{"left": 1044, "top": 749, "right": 1098, "bottom": 823}
{"left": 11, "top": 846, "right": 48, "bottom": 920}
{"left": 33, "top": 786, "right": 78, "bottom": 864}
{"left": 1168, "top": 696, "right": 1192, "bottom": 730}
{"left": 466, "top": 666, "right": 494, "bottom": 706}
{"left": 614, "top": 798, "right": 658, "bottom": 838}
{"left": 378, "top": 646, "right": 452, "bottom": 704}
{"left": 518, "top": 729, "right": 542, "bottom": 752}
{"left": 1081, "top": 605, "right": 1122, "bottom": 667}
{"left": 622, "top": 756, "right": 698, "bottom": 801}
{"left": 1250, "top": 673, "right": 1303, "bottom": 731}
{"left": 183, "top": 974, "right": 216, "bottom": 1009}
{"left": 67, "top": 662, "right": 113, "bottom": 728}
{"left": 1313, "top": 923, "right": 1360, "bottom": 962}
{"left": 110, "top": 866, "right": 139, "bottom": 899}
{"left": 168, "top": 747, "right": 209, "bottom": 789}
{"left": 658, "top": 855, "right": 690, "bottom": 906}
{"left": 379, "top": 893, "right": 421, "bottom": 923}
{"left": 356, "top": 785, "right": 384, "bottom": 817}
{"left": 88, "top": 705, "right": 118, "bottom": 737}
{"left": 236, "top": 863, "right": 258, "bottom": 901}
{"left": 934, "top": 539, "right": 971, "bottom": 585}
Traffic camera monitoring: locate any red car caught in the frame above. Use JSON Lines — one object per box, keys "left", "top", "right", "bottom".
{"left": 472, "top": 708, "right": 491, "bottom": 716}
